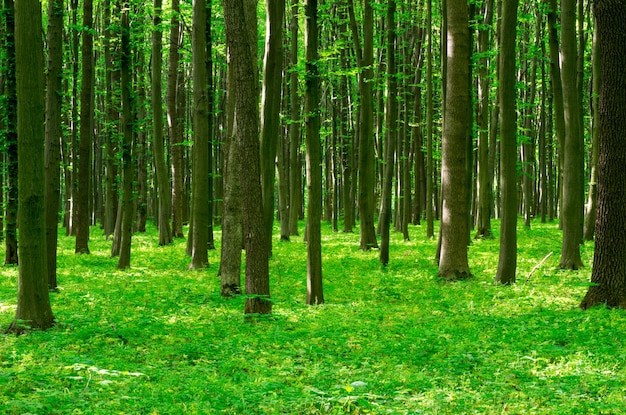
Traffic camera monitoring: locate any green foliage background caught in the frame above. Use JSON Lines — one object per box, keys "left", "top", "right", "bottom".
{"left": 1, "top": 222, "right": 624, "bottom": 414}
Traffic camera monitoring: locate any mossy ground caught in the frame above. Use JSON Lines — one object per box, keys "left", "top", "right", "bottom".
{"left": 1, "top": 220, "right": 624, "bottom": 414}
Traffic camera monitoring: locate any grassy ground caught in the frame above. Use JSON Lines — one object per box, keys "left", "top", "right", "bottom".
{"left": 1, "top": 220, "right": 625, "bottom": 414}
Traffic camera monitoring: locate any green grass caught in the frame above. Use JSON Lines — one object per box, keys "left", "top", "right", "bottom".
{"left": 1, "top": 220, "right": 625, "bottom": 414}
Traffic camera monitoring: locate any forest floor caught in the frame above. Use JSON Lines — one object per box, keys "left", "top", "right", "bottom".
{"left": 1, "top": 220, "right": 625, "bottom": 414}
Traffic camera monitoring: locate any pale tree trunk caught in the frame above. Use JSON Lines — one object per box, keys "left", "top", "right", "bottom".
{"left": 495, "top": 0, "right": 518, "bottom": 285}
{"left": 438, "top": 0, "right": 472, "bottom": 281}
{"left": 151, "top": 0, "right": 173, "bottom": 246}
{"left": 224, "top": 0, "right": 271, "bottom": 315}
{"left": 7, "top": 0, "right": 54, "bottom": 333}
{"left": 425, "top": 0, "right": 434, "bottom": 239}
{"left": 45, "top": 0, "right": 64, "bottom": 290}
{"left": 189, "top": 0, "right": 210, "bottom": 270}
{"left": 75, "top": 0, "right": 94, "bottom": 254}
{"left": 583, "top": 23, "right": 599, "bottom": 241}
{"left": 260, "top": 0, "right": 285, "bottom": 255}
{"left": 559, "top": 0, "right": 584, "bottom": 270}
{"left": 304, "top": 0, "right": 324, "bottom": 305}
{"left": 580, "top": 0, "right": 626, "bottom": 309}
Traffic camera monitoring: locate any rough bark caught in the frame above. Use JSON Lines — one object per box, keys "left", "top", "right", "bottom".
{"left": 224, "top": 0, "right": 271, "bottom": 314}
{"left": 438, "top": 0, "right": 472, "bottom": 281}
{"left": 6, "top": 0, "right": 54, "bottom": 333}
{"left": 580, "top": 0, "right": 626, "bottom": 309}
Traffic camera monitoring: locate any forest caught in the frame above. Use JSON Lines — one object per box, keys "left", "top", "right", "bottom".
{"left": 1, "top": 0, "right": 626, "bottom": 413}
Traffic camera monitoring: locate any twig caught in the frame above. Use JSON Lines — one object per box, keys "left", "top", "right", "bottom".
{"left": 525, "top": 251, "right": 553, "bottom": 283}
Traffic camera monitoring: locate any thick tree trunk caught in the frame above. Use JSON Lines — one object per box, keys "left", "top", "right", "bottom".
{"left": 7, "top": 0, "right": 54, "bottom": 333}
{"left": 224, "top": 0, "right": 271, "bottom": 314}
{"left": 580, "top": 0, "right": 626, "bottom": 309}
{"left": 438, "top": 0, "right": 472, "bottom": 281}
{"left": 495, "top": 0, "right": 518, "bottom": 285}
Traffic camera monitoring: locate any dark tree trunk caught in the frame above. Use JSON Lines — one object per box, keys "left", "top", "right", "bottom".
{"left": 75, "top": 0, "right": 94, "bottom": 254}
{"left": 6, "top": 0, "right": 54, "bottom": 333}
{"left": 304, "top": 0, "right": 324, "bottom": 305}
{"left": 288, "top": 0, "right": 301, "bottom": 237}
{"left": 224, "top": 0, "right": 271, "bottom": 315}
{"left": 495, "top": 0, "right": 518, "bottom": 285}
{"left": 45, "top": 0, "right": 64, "bottom": 290}
{"left": 580, "top": 0, "right": 626, "bottom": 309}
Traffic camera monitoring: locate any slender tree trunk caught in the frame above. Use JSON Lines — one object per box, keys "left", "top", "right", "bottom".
{"left": 7, "top": 0, "right": 54, "bottom": 333}
{"left": 559, "top": 0, "right": 584, "bottom": 270}
{"left": 580, "top": 0, "right": 626, "bottom": 309}
{"left": 103, "top": 0, "right": 118, "bottom": 239}
{"left": 495, "top": 0, "right": 519, "bottom": 285}
{"left": 260, "top": 0, "right": 285, "bottom": 255}
{"left": 75, "top": 0, "right": 94, "bottom": 254}
{"left": 380, "top": 0, "right": 397, "bottom": 266}
{"left": 3, "top": 0, "right": 18, "bottom": 265}
{"left": 189, "top": 0, "right": 210, "bottom": 270}
{"left": 425, "top": 0, "right": 435, "bottom": 239}
{"left": 152, "top": 0, "right": 173, "bottom": 246}
{"left": 45, "top": 0, "right": 64, "bottom": 290}
{"left": 288, "top": 0, "right": 301, "bottom": 237}
{"left": 117, "top": 7, "right": 134, "bottom": 270}
{"left": 303, "top": 0, "right": 324, "bottom": 305}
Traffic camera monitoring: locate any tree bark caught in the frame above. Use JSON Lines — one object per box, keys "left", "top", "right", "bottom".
{"left": 438, "top": 0, "right": 472, "bottom": 281}
{"left": 580, "top": 0, "right": 626, "bottom": 309}
{"left": 224, "top": 0, "right": 271, "bottom": 314}
{"left": 6, "top": 0, "right": 54, "bottom": 333}
{"left": 494, "top": 0, "right": 518, "bottom": 285}
{"left": 288, "top": 0, "right": 301, "bottom": 237}
{"left": 75, "top": 0, "right": 94, "bottom": 254}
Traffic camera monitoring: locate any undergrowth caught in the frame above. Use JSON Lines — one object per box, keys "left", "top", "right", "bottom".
{"left": 1, "top": 220, "right": 624, "bottom": 414}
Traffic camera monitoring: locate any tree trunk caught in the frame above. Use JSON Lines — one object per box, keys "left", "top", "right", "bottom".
{"left": 438, "top": 0, "right": 472, "bottom": 281}
{"left": 559, "top": 0, "right": 584, "bottom": 270}
{"left": 189, "top": 0, "right": 210, "bottom": 270}
{"left": 45, "top": 0, "right": 64, "bottom": 290}
{"left": 260, "top": 0, "right": 285, "bottom": 255}
{"left": 3, "top": 0, "right": 18, "bottom": 265}
{"left": 117, "top": 7, "right": 134, "bottom": 270}
{"left": 288, "top": 0, "right": 301, "bottom": 237}
{"left": 151, "top": 0, "right": 173, "bottom": 246}
{"left": 494, "top": 0, "right": 518, "bottom": 285}
{"left": 75, "top": 0, "right": 94, "bottom": 254}
{"left": 224, "top": 0, "right": 271, "bottom": 315}
{"left": 380, "top": 0, "right": 397, "bottom": 266}
{"left": 304, "top": 0, "right": 324, "bottom": 305}
{"left": 168, "top": 0, "right": 185, "bottom": 238}
{"left": 580, "top": 0, "right": 626, "bottom": 309}
{"left": 6, "top": 0, "right": 54, "bottom": 333}
{"left": 425, "top": 0, "right": 434, "bottom": 239}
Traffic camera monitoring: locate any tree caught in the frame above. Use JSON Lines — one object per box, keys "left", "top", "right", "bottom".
{"left": 151, "top": 0, "right": 173, "bottom": 246}
{"left": 223, "top": 0, "right": 271, "bottom": 314}
{"left": 3, "top": 0, "right": 18, "bottom": 265}
{"left": 6, "top": 0, "right": 54, "bottom": 333}
{"left": 559, "top": 0, "right": 584, "bottom": 270}
{"left": 580, "top": 0, "right": 626, "bottom": 309}
{"left": 494, "top": 0, "right": 518, "bottom": 285}
{"left": 304, "top": 0, "right": 324, "bottom": 304}
{"left": 379, "top": 0, "right": 397, "bottom": 266}
{"left": 437, "top": 0, "right": 472, "bottom": 281}
{"left": 45, "top": 0, "right": 64, "bottom": 290}
{"left": 189, "top": 0, "right": 210, "bottom": 270}
{"left": 260, "top": 0, "right": 285, "bottom": 254}
{"left": 75, "top": 0, "right": 94, "bottom": 254}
